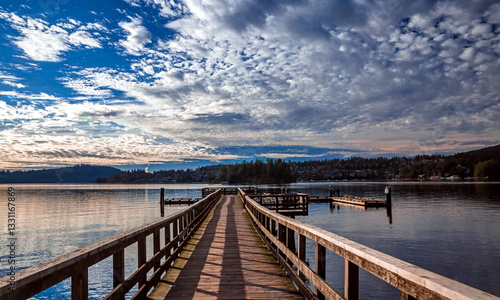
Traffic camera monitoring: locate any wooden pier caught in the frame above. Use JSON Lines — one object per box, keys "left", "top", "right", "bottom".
{"left": 1, "top": 187, "right": 498, "bottom": 300}
{"left": 148, "top": 194, "right": 301, "bottom": 299}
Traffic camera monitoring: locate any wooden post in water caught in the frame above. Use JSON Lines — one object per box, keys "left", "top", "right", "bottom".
{"left": 160, "top": 188, "right": 165, "bottom": 217}
{"left": 385, "top": 186, "right": 392, "bottom": 206}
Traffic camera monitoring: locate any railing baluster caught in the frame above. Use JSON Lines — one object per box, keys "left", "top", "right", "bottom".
{"left": 138, "top": 238, "right": 147, "bottom": 288}
{"left": 113, "top": 249, "right": 125, "bottom": 300}
{"left": 71, "top": 268, "right": 88, "bottom": 300}
{"left": 316, "top": 243, "right": 326, "bottom": 300}
{"left": 165, "top": 222, "right": 171, "bottom": 258}
{"left": 298, "top": 234, "right": 306, "bottom": 280}
{"left": 173, "top": 218, "right": 179, "bottom": 247}
{"left": 154, "top": 228, "right": 160, "bottom": 271}
{"left": 271, "top": 219, "right": 277, "bottom": 237}
{"left": 345, "top": 259, "right": 359, "bottom": 300}
{"left": 400, "top": 291, "right": 418, "bottom": 300}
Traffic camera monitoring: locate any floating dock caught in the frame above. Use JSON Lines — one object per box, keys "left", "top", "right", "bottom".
{"left": 331, "top": 195, "right": 387, "bottom": 207}
{"left": 164, "top": 198, "right": 199, "bottom": 205}
{"left": 309, "top": 195, "right": 388, "bottom": 207}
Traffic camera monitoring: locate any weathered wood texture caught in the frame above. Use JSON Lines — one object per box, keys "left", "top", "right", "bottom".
{"left": 239, "top": 188, "right": 499, "bottom": 300}
{"left": 148, "top": 195, "right": 302, "bottom": 300}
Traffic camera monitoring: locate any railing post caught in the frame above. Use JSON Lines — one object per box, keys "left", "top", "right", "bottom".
{"left": 285, "top": 227, "right": 296, "bottom": 265}
{"left": 71, "top": 268, "right": 88, "bottom": 300}
{"left": 138, "top": 238, "right": 147, "bottom": 288}
{"left": 298, "top": 234, "right": 306, "bottom": 280}
{"left": 113, "top": 249, "right": 125, "bottom": 300}
{"left": 265, "top": 214, "right": 270, "bottom": 235}
{"left": 173, "top": 219, "right": 179, "bottom": 248}
{"left": 271, "top": 219, "right": 277, "bottom": 237}
{"left": 154, "top": 228, "right": 161, "bottom": 271}
{"left": 345, "top": 259, "right": 359, "bottom": 300}
{"left": 165, "top": 222, "right": 171, "bottom": 257}
{"left": 316, "top": 243, "right": 326, "bottom": 300}
{"left": 400, "top": 291, "right": 418, "bottom": 300}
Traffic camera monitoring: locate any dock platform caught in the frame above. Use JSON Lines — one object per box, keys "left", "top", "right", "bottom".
{"left": 164, "top": 198, "right": 199, "bottom": 205}
{"left": 309, "top": 195, "right": 387, "bottom": 207}
{"left": 148, "top": 194, "right": 301, "bottom": 300}
{"left": 331, "top": 195, "right": 387, "bottom": 207}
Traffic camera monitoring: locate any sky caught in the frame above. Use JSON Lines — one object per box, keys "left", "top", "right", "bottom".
{"left": 0, "top": 0, "right": 499, "bottom": 171}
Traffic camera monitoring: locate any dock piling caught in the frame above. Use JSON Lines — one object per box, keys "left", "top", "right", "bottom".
{"left": 385, "top": 186, "right": 392, "bottom": 206}
{"left": 160, "top": 188, "right": 165, "bottom": 217}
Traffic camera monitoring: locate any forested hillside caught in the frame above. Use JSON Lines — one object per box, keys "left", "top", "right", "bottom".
{"left": 97, "top": 159, "right": 295, "bottom": 184}
{"left": 0, "top": 165, "right": 122, "bottom": 183}
{"left": 291, "top": 144, "right": 500, "bottom": 181}
{"left": 6, "top": 145, "right": 497, "bottom": 184}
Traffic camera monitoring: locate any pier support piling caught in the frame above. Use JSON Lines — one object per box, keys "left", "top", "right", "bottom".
{"left": 385, "top": 186, "right": 392, "bottom": 206}
{"left": 160, "top": 188, "right": 165, "bottom": 217}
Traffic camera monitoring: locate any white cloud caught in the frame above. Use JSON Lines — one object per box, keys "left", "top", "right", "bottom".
{"left": 2, "top": 80, "right": 26, "bottom": 88}
{"left": 0, "top": 11, "right": 103, "bottom": 62}
{"left": 459, "top": 47, "right": 476, "bottom": 61}
{"left": 68, "top": 31, "right": 101, "bottom": 48}
{"left": 118, "top": 17, "right": 151, "bottom": 55}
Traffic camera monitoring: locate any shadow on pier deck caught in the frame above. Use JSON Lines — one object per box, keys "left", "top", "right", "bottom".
{"left": 148, "top": 194, "right": 301, "bottom": 299}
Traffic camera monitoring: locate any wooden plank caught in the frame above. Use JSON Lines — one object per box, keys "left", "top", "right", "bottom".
{"left": 148, "top": 195, "right": 301, "bottom": 300}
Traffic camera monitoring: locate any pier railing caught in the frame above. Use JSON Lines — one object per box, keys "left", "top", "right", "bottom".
{"left": 245, "top": 192, "right": 308, "bottom": 216}
{"left": 0, "top": 189, "right": 222, "bottom": 300}
{"left": 238, "top": 188, "right": 498, "bottom": 300}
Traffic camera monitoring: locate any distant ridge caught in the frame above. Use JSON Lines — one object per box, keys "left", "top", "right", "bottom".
{"left": 0, "top": 165, "right": 122, "bottom": 183}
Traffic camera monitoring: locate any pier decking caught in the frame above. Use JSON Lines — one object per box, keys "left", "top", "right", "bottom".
{"left": 148, "top": 194, "right": 301, "bottom": 299}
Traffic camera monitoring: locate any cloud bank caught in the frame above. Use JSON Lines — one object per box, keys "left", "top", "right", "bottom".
{"left": 0, "top": 0, "right": 499, "bottom": 169}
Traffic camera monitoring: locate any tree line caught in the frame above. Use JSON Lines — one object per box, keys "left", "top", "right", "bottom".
{"left": 3, "top": 145, "right": 497, "bottom": 184}
{"left": 96, "top": 159, "right": 296, "bottom": 184}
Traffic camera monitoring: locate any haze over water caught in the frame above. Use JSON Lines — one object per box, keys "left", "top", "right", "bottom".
{"left": 0, "top": 182, "right": 499, "bottom": 299}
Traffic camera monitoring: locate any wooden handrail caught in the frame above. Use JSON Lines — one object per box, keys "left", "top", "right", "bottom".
{"left": 0, "top": 189, "right": 222, "bottom": 300}
{"left": 238, "top": 188, "right": 499, "bottom": 300}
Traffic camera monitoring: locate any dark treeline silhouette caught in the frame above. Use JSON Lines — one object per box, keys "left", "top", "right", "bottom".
{"left": 3, "top": 145, "right": 499, "bottom": 184}
{"left": 0, "top": 165, "right": 122, "bottom": 183}
{"left": 96, "top": 159, "right": 295, "bottom": 184}
{"left": 218, "top": 159, "right": 295, "bottom": 183}
{"left": 290, "top": 144, "right": 500, "bottom": 181}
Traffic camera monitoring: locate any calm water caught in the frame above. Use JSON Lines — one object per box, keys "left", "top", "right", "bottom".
{"left": 0, "top": 182, "right": 499, "bottom": 299}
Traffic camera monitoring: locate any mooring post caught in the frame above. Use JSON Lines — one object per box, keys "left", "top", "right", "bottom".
{"left": 385, "top": 186, "right": 392, "bottom": 206}
{"left": 160, "top": 188, "right": 165, "bottom": 217}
